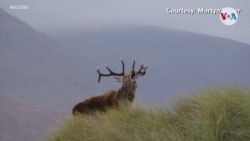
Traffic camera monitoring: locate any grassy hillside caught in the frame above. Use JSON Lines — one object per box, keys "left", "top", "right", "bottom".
{"left": 48, "top": 87, "right": 250, "bottom": 141}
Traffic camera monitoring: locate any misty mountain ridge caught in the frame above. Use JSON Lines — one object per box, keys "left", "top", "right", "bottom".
{"left": 0, "top": 8, "right": 98, "bottom": 141}
{"left": 49, "top": 25, "right": 250, "bottom": 46}
{"left": 49, "top": 25, "right": 250, "bottom": 103}
{"left": 0, "top": 8, "right": 98, "bottom": 108}
{"left": 1, "top": 7, "right": 250, "bottom": 141}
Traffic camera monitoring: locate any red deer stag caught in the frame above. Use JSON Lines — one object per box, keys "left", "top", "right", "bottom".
{"left": 72, "top": 59, "right": 147, "bottom": 115}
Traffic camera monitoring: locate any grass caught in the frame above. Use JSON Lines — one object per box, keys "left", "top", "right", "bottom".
{"left": 48, "top": 87, "right": 250, "bottom": 141}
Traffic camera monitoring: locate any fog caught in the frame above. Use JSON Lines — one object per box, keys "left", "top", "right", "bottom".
{"left": 0, "top": 0, "right": 249, "bottom": 44}
{"left": 1, "top": 2, "right": 250, "bottom": 140}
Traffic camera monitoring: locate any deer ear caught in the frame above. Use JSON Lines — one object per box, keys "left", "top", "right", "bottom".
{"left": 113, "top": 76, "right": 123, "bottom": 83}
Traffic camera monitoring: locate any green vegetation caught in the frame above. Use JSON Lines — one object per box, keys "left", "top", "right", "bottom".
{"left": 48, "top": 87, "right": 250, "bottom": 141}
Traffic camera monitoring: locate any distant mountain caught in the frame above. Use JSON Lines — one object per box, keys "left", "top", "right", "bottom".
{"left": 49, "top": 25, "right": 250, "bottom": 104}
{"left": 1, "top": 6, "right": 250, "bottom": 141}
{"left": 0, "top": 8, "right": 98, "bottom": 108}
{"left": 0, "top": 8, "right": 97, "bottom": 141}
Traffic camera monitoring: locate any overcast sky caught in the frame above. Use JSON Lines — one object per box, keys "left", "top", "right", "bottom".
{"left": 1, "top": 0, "right": 249, "bottom": 44}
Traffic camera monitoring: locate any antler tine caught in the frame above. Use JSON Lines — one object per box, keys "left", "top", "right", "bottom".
{"left": 105, "top": 64, "right": 116, "bottom": 75}
{"left": 121, "top": 59, "right": 125, "bottom": 75}
{"left": 132, "top": 58, "right": 136, "bottom": 71}
{"left": 136, "top": 62, "right": 148, "bottom": 76}
{"left": 97, "top": 66, "right": 103, "bottom": 83}
{"left": 96, "top": 60, "right": 125, "bottom": 83}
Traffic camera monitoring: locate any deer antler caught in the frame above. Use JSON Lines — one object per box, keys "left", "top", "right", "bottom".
{"left": 132, "top": 58, "right": 136, "bottom": 71}
{"left": 136, "top": 62, "right": 147, "bottom": 76}
{"left": 97, "top": 59, "right": 125, "bottom": 83}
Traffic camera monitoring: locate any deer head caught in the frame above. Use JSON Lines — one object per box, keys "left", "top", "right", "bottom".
{"left": 97, "top": 59, "right": 147, "bottom": 102}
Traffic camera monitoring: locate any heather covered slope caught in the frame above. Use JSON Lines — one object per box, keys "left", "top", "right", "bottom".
{"left": 0, "top": 95, "right": 63, "bottom": 141}
{"left": 49, "top": 87, "right": 250, "bottom": 141}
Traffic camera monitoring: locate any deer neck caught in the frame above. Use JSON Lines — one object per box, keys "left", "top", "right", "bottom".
{"left": 117, "top": 82, "right": 137, "bottom": 102}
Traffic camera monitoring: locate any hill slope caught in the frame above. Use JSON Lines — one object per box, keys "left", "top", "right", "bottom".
{"left": 0, "top": 8, "right": 95, "bottom": 141}
{"left": 1, "top": 7, "right": 250, "bottom": 141}
{"left": 0, "top": 8, "right": 96, "bottom": 109}
{"left": 49, "top": 87, "right": 250, "bottom": 141}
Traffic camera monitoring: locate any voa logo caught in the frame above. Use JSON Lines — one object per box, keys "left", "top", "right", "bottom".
{"left": 220, "top": 7, "right": 238, "bottom": 26}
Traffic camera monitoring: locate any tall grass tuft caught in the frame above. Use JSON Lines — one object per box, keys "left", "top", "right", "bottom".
{"left": 48, "top": 87, "right": 250, "bottom": 141}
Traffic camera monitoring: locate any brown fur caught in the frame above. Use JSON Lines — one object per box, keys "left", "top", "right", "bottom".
{"left": 72, "top": 90, "right": 119, "bottom": 114}
{"left": 72, "top": 60, "right": 147, "bottom": 115}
